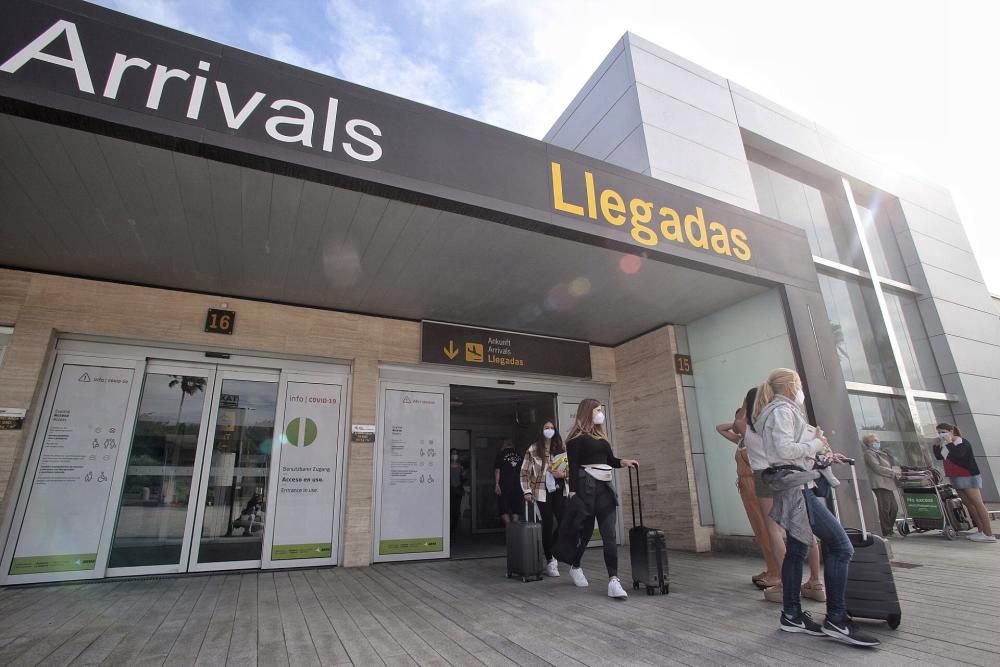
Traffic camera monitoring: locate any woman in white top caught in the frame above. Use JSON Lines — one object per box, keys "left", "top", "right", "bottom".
{"left": 752, "top": 368, "right": 879, "bottom": 648}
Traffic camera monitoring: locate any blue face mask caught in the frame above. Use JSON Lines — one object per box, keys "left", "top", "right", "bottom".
{"left": 870, "top": 442, "right": 881, "bottom": 451}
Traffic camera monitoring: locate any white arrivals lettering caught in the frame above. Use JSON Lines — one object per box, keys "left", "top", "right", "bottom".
{"left": 1, "top": 19, "right": 384, "bottom": 163}
{"left": 0, "top": 19, "right": 95, "bottom": 94}
{"left": 265, "top": 99, "right": 315, "bottom": 147}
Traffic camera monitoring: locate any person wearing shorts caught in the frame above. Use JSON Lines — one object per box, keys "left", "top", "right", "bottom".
{"left": 494, "top": 440, "right": 524, "bottom": 525}
{"left": 934, "top": 423, "right": 996, "bottom": 543}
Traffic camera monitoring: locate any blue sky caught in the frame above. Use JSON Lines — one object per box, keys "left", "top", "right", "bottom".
{"left": 90, "top": 0, "right": 1000, "bottom": 294}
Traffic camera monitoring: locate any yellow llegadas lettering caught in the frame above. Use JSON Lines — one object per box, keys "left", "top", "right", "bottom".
{"left": 548, "top": 161, "right": 752, "bottom": 261}
{"left": 585, "top": 171, "right": 598, "bottom": 219}
{"left": 600, "top": 188, "right": 626, "bottom": 226}
{"left": 551, "top": 161, "right": 584, "bottom": 216}
{"left": 629, "top": 198, "right": 656, "bottom": 246}
{"left": 731, "top": 228, "right": 751, "bottom": 260}
{"left": 684, "top": 207, "right": 709, "bottom": 250}
{"left": 708, "top": 221, "right": 732, "bottom": 256}
{"left": 659, "top": 206, "right": 683, "bottom": 242}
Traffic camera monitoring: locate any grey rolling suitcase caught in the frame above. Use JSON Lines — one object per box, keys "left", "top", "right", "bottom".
{"left": 506, "top": 501, "right": 545, "bottom": 582}
{"left": 835, "top": 459, "right": 902, "bottom": 629}
{"left": 628, "top": 467, "right": 669, "bottom": 595}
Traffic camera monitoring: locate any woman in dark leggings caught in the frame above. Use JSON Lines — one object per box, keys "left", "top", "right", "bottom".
{"left": 565, "top": 398, "right": 638, "bottom": 599}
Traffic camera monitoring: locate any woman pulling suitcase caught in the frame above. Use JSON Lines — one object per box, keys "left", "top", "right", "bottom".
{"left": 563, "top": 399, "right": 638, "bottom": 599}
{"left": 754, "top": 368, "right": 880, "bottom": 648}
{"left": 521, "top": 420, "right": 569, "bottom": 577}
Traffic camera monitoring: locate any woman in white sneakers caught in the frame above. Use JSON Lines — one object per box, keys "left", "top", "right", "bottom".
{"left": 564, "top": 399, "right": 638, "bottom": 599}
{"left": 521, "top": 420, "right": 569, "bottom": 576}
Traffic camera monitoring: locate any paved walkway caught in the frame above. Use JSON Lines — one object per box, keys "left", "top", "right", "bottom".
{"left": 0, "top": 527, "right": 997, "bottom": 666}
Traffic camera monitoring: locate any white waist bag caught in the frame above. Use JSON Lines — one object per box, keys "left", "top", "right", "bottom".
{"left": 583, "top": 464, "right": 614, "bottom": 482}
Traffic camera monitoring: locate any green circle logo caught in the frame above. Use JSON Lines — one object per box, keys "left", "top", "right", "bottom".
{"left": 284, "top": 417, "right": 318, "bottom": 447}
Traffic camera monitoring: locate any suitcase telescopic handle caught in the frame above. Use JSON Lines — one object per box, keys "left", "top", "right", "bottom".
{"left": 842, "top": 458, "right": 869, "bottom": 541}
{"left": 629, "top": 466, "right": 643, "bottom": 528}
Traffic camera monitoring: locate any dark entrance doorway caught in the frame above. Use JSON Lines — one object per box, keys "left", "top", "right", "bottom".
{"left": 448, "top": 385, "right": 556, "bottom": 559}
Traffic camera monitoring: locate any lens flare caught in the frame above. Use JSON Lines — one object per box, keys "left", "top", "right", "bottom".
{"left": 619, "top": 255, "right": 641, "bottom": 274}
{"left": 568, "top": 277, "right": 591, "bottom": 297}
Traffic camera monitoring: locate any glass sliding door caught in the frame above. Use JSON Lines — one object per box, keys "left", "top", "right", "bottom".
{"left": 189, "top": 370, "right": 279, "bottom": 569}
{"left": 107, "top": 365, "right": 214, "bottom": 572}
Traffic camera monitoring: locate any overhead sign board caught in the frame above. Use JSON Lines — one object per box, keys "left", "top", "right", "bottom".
{"left": 421, "top": 321, "right": 591, "bottom": 378}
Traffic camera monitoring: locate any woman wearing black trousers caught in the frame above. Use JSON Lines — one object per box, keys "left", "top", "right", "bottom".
{"left": 521, "top": 420, "right": 567, "bottom": 577}
{"left": 564, "top": 398, "right": 638, "bottom": 599}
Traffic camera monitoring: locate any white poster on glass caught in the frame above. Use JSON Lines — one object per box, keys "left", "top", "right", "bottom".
{"left": 379, "top": 389, "right": 444, "bottom": 556}
{"left": 270, "top": 382, "right": 343, "bottom": 560}
{"left": 11, "top": 365, "right": 134, "bottom": 575}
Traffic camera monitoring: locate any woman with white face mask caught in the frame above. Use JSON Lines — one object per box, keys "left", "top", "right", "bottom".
{"left": 753, "top": 368, "right": 880, "bottom": 647}
{"left": 862, "top": 433, "right": 901, "bottom": 538}
{"left": 563, "top": 398, "right": 638, "bottom": 599}
{"left": 934, "top": 423, "right": 995, "bottom": 542}
{"left": 520, "top": 420, "right": 567, "bottom": 576}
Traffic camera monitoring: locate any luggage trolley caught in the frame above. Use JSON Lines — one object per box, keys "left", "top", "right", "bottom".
{"left": 896, "top": 467, "right": 973, "bottom": 540}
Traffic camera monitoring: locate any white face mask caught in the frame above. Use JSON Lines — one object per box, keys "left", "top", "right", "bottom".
{"left": 794, "top": 388, "right": 805, "bottom": 405}
{"left": 593, "top": 410, "right": 606, "bottom": 426}
{"left": 543, "top": 428, "right": 555, "bottom": 440}
{"left": 937, "top": 431, "right": 949, "bottom": 440}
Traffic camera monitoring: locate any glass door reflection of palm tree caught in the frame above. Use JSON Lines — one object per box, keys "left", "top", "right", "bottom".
{"left": 165, "top": 376, "right": 207, "bottom": 504}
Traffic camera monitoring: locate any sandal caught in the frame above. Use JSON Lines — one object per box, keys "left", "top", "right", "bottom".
{"left": 752, "top": 571, "right": 769, "bottom": 589}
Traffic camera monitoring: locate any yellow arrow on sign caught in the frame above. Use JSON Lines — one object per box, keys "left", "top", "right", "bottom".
{"left": 443, "top": 340, "right": 459, "bottom": 359}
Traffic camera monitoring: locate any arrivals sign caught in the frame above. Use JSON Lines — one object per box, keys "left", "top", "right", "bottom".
{"left": 271, "top": 382, "right": 343, "bottom": 561}
{"left": 11, "top": 365, "right": 134, "bottom": 575}
{"left": 421, "top": 321, "right": 592, "bottom": 378}
{"left": 378, "top": 389, "right": 444, "bottom": 556}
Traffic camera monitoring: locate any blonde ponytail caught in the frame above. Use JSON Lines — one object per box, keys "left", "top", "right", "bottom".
{"left": 753, "top": 368, "right": 801, "bottom": 424}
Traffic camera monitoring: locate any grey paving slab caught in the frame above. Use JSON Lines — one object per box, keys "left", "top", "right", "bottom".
{"left": 0, "top": 524, "right": 997, "bottom": 666}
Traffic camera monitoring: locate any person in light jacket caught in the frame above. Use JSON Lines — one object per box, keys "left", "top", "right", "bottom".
{"left": 753, "top": 368, "right": 879, "bottom": 648}
{"left": 862, "top": 434, "right": 900, "bottom": 538}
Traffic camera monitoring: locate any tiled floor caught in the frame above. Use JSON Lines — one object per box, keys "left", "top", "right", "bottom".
{"left": 0, "top": 526, "right": 998, "bottom": 666}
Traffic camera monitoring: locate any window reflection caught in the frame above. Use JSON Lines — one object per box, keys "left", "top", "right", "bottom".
{"left": 109, "top": 374, "right": 207, "bottom": 568}
{"left": 818, "top": 273, "right": 901, "bottom": 386}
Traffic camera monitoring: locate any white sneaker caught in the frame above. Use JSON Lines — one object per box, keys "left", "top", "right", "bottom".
{"left": 608, "top": 577, "right": 628, "bottom": 599}
{"left": 968, "top": 532, "right": 997, "bottom": 543}
{"left": 569, "top": 567, "right": 588, "bottom": 587}
{"left": 543, "top": 558, "right": 560, "bottom": 577}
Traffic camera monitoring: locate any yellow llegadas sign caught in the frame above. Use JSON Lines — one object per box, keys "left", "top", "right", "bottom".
{"left": 550, "top": 161, "right": 751, "bottom": 261}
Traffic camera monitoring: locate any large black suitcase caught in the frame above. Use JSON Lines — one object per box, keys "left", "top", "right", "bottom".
{"left": 628, "top": 468, "right": 669, "bottom": 595}
{"left": 838, "top": 460, "right": 901, "bottom": 629}
{"left": 506, "top": 501, "right": 545, "bottom": 582}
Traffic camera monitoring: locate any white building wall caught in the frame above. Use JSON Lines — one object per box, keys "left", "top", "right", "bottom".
{"left": 548, "top": 32, "right": 1000, "bottom": 501}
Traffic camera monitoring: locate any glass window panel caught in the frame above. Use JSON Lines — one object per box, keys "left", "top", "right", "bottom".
{"left": 855, "top": 200, "right": 910, "bottom": 283}
{"left": 818, "top": 273, "right": 901, "bottom": 386}
{"left": 0, "top": 328, "right": 11, "bottom": 369}
{"left": 884, "top": 291, "right": 943, "bottom": 392}
{"left": 109, "top": 373, "right": 209, "bottom": 568}
{"left": 747, "top": 149, "right": 863, "bottom": 268}
{"left": 915, "top": 400, "right": 956, "bottom": 474}
{"left": 848, "top": 393, "right": 927, "bottom": 467}
{"left": 198, "top": 379, "right": 278, "bottom": 564}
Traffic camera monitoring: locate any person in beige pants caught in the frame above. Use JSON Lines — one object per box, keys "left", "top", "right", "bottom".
{"left": 862, "top": 434, "right": 900, "bottom": 537}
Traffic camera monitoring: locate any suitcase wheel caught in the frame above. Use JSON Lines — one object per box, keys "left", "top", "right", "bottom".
{"left": 899, "top": 522, "right": 910, "bottom": 536}
{"left": 944, "top": 525, "right": 957, "bottom": 540}
{"left": 887, "top": 614, "right": 901, "bottom": 630}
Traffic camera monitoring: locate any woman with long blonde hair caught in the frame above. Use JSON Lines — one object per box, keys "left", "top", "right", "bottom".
{"left": 563, "top": 398, "right": 638, "bottom": 599}
{"left": 754, "top": 368, "right": 879, "bottom": 648}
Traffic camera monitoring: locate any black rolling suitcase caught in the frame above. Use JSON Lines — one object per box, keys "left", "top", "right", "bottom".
{"left": 836, "top": 459, "right": 901, "bottom": 629}
{"left": 506, "top": 501, "right": 545, "bottom": 582}
{"left": 628, "top": 468, "right": 669, "bottom": 595}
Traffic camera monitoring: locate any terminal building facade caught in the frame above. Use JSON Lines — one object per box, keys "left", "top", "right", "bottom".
{"left": 0, "top": 0, "right": 997, "bottom": 584}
